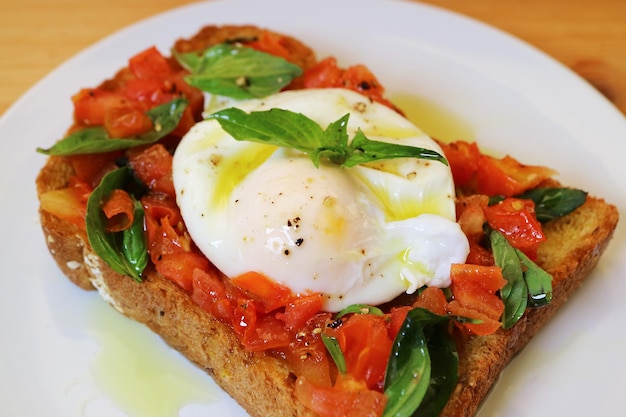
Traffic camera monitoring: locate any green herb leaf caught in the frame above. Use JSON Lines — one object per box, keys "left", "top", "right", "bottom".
{"left": 86, "top": 167, "right": 147, "bottom": 282}
{"left": 174, "top": 43, "right": 302, "bottom": 99}
{"left": 413, "top": 325, "right": 459, "bottom": 417}
{"left": 207, "top": 108, "right": 448, "bottom": 168}
{"left": 321, "top": 334, "right": 347, "bottom": 374}
{"left": 334, "top": 304, "right": 385, "bottom": 319}
{"left": 490, "top": 230, "right": 528, "bottom": 328}
{"left": 516, "top": 187, "right": 587, "bottom": 222}
{"left": 489, "top": 229, "right": 553, "bottom": 328}
{"left": 383, "top": 308, "right": 453, "bottom": 417}
{"left": 518, "top": 249, "right": 553, "bottom": 307}
{"left": 37, "top": 98, "right": 188, "bottom": 156}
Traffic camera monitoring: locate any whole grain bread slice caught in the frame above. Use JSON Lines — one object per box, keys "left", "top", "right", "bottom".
{"left": 35, "top": 25, "right": 619, "bottom": 417}
{"left": 36, "top": 154, "right": 619, "bottom": 417}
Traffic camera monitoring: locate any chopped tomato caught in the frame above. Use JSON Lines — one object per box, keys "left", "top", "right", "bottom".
{"left": 276, "top": 293, "right": 324, "bottom": 331}
{"left": 103, "top": 104, "right": 154, "bottom": 138}
{"left": 483, "top": 197, "right": 546, "bottom": 259}
{"left": 328, "top": 314, "right": 393, "bottom": 391}
{"left": 455, "top": 194, "right": 494, "bottom": 266}
{"left": 436, "top": 140, "right": 480, "bottom": 189}
{"left": 294, "top": 374, "right": 387, "bottom": 417}
{"left": 231, "top": 271, "right": 293, "bottom": 314}
{"left": 101, "top": 189, "right": 135, "bottom": 232}
{"left": 450, "top": 264, "right": 507, "bottom": 293}
{"left": 279, "top": 312, "right": 333, "bottom": 387}
{"left": 302, "top": 57, "right": 400, "bottom": 112}
{"left": 386, "top": 306, "right": 412, "bottom": 341}
{"left": 65, "top": 151, "right": 122, "bottom": 187}
{"left": 128, "top": 144, "right": 175, "bottom": 196}
{"left": 447, "top": 301, "right": 503, "bottom": 336}
{"left": 155, "top": 251, "right": 211, "bottom": 292}
{"left": 448, "top": 263, "right": 507, "bottom": 336}
{"left": 476, "top": 154, "right": 556, "bottom": 197}
{"left": 142, "top": 194, "right": 190, "bottom": 264}
{"left": 39, "top": 180, "right": 91, "bottom": 228}
{"left": 128, "top": 46, "right": 173, "bottom": 81}
{"left": 240, "top": 312, "right": 292, "bottom": 351}
{"left": 191, "top": 268, "right": 233, "bottom": 322}
{"left": 412, "top": 287, "right": 448, "bottom": 316}
{"left": 72, "top": 88, "right": 129, "bottom": 126}
{"left": 246, "top": 31, "right": 293, "bottom": 62}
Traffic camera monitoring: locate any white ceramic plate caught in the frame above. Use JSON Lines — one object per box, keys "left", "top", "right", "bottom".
{"left": 1, "top": 0, "right": 624, "bottom": 416}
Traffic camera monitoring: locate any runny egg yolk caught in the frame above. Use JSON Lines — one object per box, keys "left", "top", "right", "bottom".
{"left": 172, "top": 88, "right": 469, "bottom": 312}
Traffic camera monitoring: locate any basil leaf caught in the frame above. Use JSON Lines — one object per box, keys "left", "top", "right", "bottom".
{"left": 122, "top": 199, "right": 149, "bottom": 280}
{"left": 86, "top": 167, "right": 147, "bottom": 282}
{"left": 321, "top": 334, "right": 347, "bottom": 374}
{"left": 518, "top": 249, "right": 553, "bottom": 307}
{"left": 37, "top": 98, "right": 188, "bottom": 156}
{"left": 383, "top": 308, "right": 452, "bottom": 417}
{"left": 412, "top": 325, "right": 459, "bottom": 417}
{"left": 517, "top": 187, "right": 587, "bottom": 222}
{"left": 334, "top": 304, "right": 385, "bottom": 319}
{"left": 489, "top": 229, "right": 553, "bottom": 327}
{"left": 174, "top": 43, "right": 302, "bottom": 99}
{"left": 207, "top": 108, "right": 448, "bottom": 168}
{"left": 345, "top": 129, "right": 448, "bottom": 167}
{"left": 208, "top": 107, "right": 325, "bottom": 163}
{"left": 489, "top": 230, "right": 528, "bottom": 328}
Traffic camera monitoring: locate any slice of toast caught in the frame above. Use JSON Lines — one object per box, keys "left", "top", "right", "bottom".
{"left": 35, "top": 25, "right": 619, "bottom": 417}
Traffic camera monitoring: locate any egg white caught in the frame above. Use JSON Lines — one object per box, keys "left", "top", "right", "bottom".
{"left": 172, "top": 88, "right": 469, "bottom": 312}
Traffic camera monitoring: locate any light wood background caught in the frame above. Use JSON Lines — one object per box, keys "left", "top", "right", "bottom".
{"left": 2, "top": 0, "right": 625, "bottom": 117}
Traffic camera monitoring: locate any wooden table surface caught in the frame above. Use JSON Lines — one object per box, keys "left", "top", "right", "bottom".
{"left": 2, "top": 0, "right": 625, "bottom": 118}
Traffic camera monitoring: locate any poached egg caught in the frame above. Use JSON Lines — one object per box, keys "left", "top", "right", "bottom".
{"left": 172, "top": 88, "right": 469, "bottom": 312}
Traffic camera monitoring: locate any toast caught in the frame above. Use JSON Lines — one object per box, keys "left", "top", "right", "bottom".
{"left": 36, "top": 25, "right": 619, "bottom": 417}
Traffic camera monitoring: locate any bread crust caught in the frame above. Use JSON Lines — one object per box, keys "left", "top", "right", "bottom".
{"left": 35, "top": 25, "right": 620, "bottom": 417}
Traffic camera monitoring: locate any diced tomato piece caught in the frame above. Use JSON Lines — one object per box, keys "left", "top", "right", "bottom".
{"left": 446, "top": 263, "right": 507, "bottom": 336}
{"left": 450, "top": 264, "right": 507, "bottom": 293}
{"left": 128, "top": 144, "right": 175, "bottom": 196}
{"left": 276, "top": 293, "right": 324, "bottom": 331}
{"left": 155, "top": 251, "right": 211, "bottom": 292}
{"left": 437, "top": 140, "right": 481, "bottom": 189}
{"left": 456, "top": 194, "right": 488, "bottom": 234}
{"left": 294, "top": 375, "right": 387, "bottom": 417}
{"left": 476, "top": 154, "right": 556, "bottom": 197}
{"left": 122, "top": 78, "right": 171, "bottom": 108}
{"left": 231, "top": 271, "right": 293, "bottom": 314}
{"left": 142, "top": 194, "right": 190, "bottom": 264}
{"left": 167, "top": 71, "right": 204, "bottom": 118}
{"left": 66, "top": 151, "right": 122, "bottom": 187}
{"left": 447, "top": 300, "right": 503, "bottom": 336}
{"left": 449, "top": 263, "right": 506, "bottom": 318}
{"left": 329, "top": 314, "right": 393, "bottom": 391}
{"left": 191, "top": 268, "right": 234, "bottom": 322}
{"left": 141, "top": 194, "right": 182, "bottom": 226}
{"left": 241, "top": 313, "right": 292, "bottom": 352}
{"left": 302, "top": 57, "right": 344, "bottom": 89}
{"left": 103, "top": 104, "right": 154, "bottom": 138}
{"left": 455, "top": 195, "right": 495, "bottom": 266}
{"left": 101, "top": 189, "right": 135, "bottom": 232}
{"left": 450, "top": 281, "right": 505, "bottom": 319}
{"left": 233, "top": 298, "right": 257, "bottom": 337}
{"left": 483, "top": 198, "right": 546, "bottom": 259}
{"left": 72, "top": 88, "right": 128, "bottom": 126}
{"left": 246, "top": 31, "right": 293, "bottom": 62}
{"left": 412, "top": 287, "right": 448, "bottom": 316}
{"left": 128, "top": 46, "right": 173, "bottom": 81}
{"left": 39, "top": 181, "right": 91, "bottom": 228}
{"left": 386, "top": 306, "right": 412, "bottom": 341}
{"left": 279, "top": 312, "right": 333, "bottom": 387}
{"left": 302, "top": 57, "right": 399, "bottom": 112}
